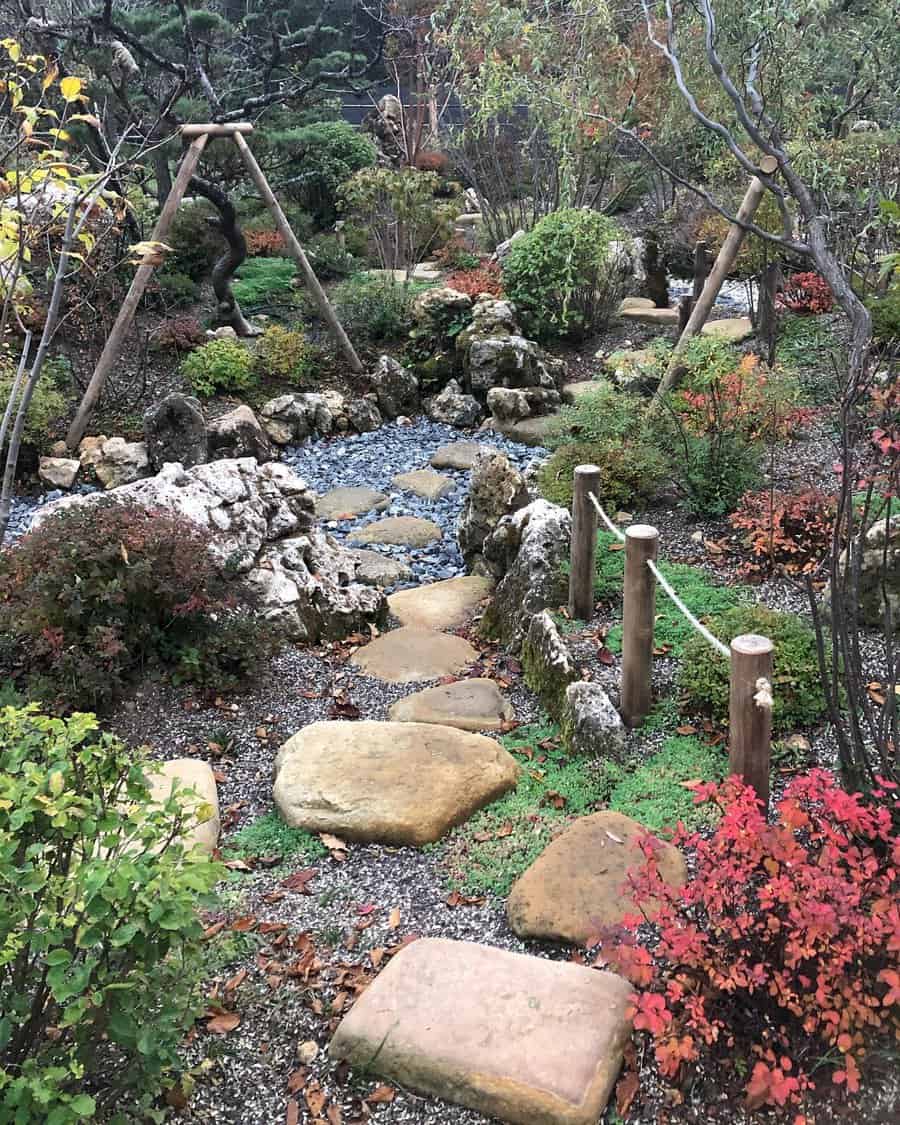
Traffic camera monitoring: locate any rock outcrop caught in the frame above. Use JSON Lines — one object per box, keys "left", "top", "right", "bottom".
{"left": 457, "top": 449, "right": 530, "bottom": 572}
{"left": 143, "top": 393, "right": 208, "bottom": 470}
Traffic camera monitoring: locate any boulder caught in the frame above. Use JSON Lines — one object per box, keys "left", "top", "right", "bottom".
{"left": 93, "top": 437, "right": 151, "bottom": 489}
{"left": 391, "top": 469, "right": 455, "bottom": 501}
{"left": 561, "top": 681, "right": 626, "bottom": 759}
{"left": 38, "top": 456, "right": 79, "bottom": 490}
{"left": 371, "top": 354, "right": 419, "bottom": 419}
{"left": 148, "top": 759, "right": 220, "bottom": 856}
{"left": 832, "top": 515, "right": 900, "bottom": 630}
{"left": 143, "top": 393, "right": 208, "bottom": 471}
{"left": 521, "top": 611, "right": 579, "bottom": 720}
{"left": 260, "top": 393, "right": 333, "bottom": 444}
{"left": 430, "top": 441, "right": 491, "bottom": 470}
{"left": 273, "top": 721, "right": 518, "bottom": 845}
{"left": 457, "top": 449, "right": 530, "bottom": 572}
{"left": 506, "top": 811, "right": 688, "bottom": 945}
{"left": 457, "top": 295, "right": 564, "bottom": 399}
{"left": 413, "top": 286, "right": 472, "bottom": 326}
{"left": 701, "top": 316, "right": 754, "bottom": 343}
{"left": 619, "top": 304, "right": 678, "bottom": 326}
{"left": 77, "top": 435, "right": 107, "bottom": 472}
{"left": 389, "top": 678, "right": 514, "bottom": 731}
{"left": 206, "top": 405, "right": 273, "bottom": 463}
{"left": 350, "top": 515, "right": 442, "bottom": 548}
{"left": 388, "top": 575, "right": 493, "bottom": 630}
{"left": 491, "top": 229, "right": 525, "bottom": 263}
{"left": 487, "top": 386, "right": 531, "bottom": 423}
{"left": 484, "top": 413, "right": 557, "bottom": 447}
{"left": 347, "top": 396, "right": 382, "bottom": 433}
{"left": 330, "top": 937, "right": 633, "bottom": 1125}
{"left": 351, "top": 626, "right": 477, "bottom": 683}
{"left": 425, "top": 379, "right": 483, "bottom": 428}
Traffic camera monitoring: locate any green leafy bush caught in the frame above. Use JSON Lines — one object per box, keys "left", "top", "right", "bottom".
{"left": 330, "top": 272, "right": 426, "bottom": 342}
{"left": 254, "top": 324, "right": 314, "bottom": 386}
{"left": 180, "top": 338, "right": 257, "bottom": 397}
{"left": 304, "top": 232, "right": 359, "bottom": 280}
{"left": 166, "top": 201, "right": 223, "bottom": 282}
{"left": 272, "top": 120, "right": 376, "bottom": 227}
{"left": 545, "top": 382, "right": 648, "bottom": 450}
{"left": 678, "top": 604, "right": 827, "bottom": 733}
{"left": 232, "top": 257, "right": 299, "bottom": 310}
{"left": 502, "top": 208, "right": 629, "bottom": 341}
{"left": 169, "top": 613, "right": 282, "bottom": 695}
{"left": 154, "top": 270, "right": 200, "bottom": 309}
{"left": 867, "top": 289, "right": 900, "bottom": 344}
{"left": 0, "top": 706, "right": 220, "bottom": 1122}
{"left": 671, "top": 430, "right": 763, "bottom": 518}
{"left": 0, "top": 357, "right": 66, "bottom": 451}
{"left": 537, "top": 439, "right": 666, "bottom": 512}
{"left": 0, "top": 500, "right": 251, "bottom": 711}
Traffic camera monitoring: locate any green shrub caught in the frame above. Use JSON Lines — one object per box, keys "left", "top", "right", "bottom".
{"left": 231, "top": 257, "right": 299, "bottom": 310}
{"left": 167, "top": 201, "right": 223, "bottom": 281}
{"left": 254, "top": 324, "right": 314, "bottom": 386}
{"left": 545, "top": 382, "right": 648, "bottom": 450}
{"left": 330, "top": 272, "right": 427, "bottom": 342}
{"left": 304, "top": 232, "right": 360, "bottom": 280}
{"left": 180, "top": 338, "right": 257, "bottom": 397}
{"left": 167, "top": 613, "right": 282, "bottom": 695}
{"left": 272, "top": 120, "right": 376, "bottom": 227}
{"left": 671, "top": 430, "right": 763, "bottom": 518}
{"left": 678, "top": 604, "right": 827, "bottom": 733}
{"left": 0, "top": 358, "right": 66, "bottom": 451}
{"left": 155, "top": 269, "right": 200, "bottom": 308}
{"left": 537, "top": 439, "right": 666, "bottom": 512}
{"left": 0, "top": 706, "right": 220, "bottom": 1121}
{"left": 0, "top": 500, "right": 251, "bottom": 711}
{"left": 867, "top": 289, "right": 900, "bottom": 344}
{"left": 502, "top": 208, "right": 629, "bottom": 341}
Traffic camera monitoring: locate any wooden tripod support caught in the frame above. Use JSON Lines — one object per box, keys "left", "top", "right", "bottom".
{"left": 67, "top": 123, "right": 363, "bottom": 449}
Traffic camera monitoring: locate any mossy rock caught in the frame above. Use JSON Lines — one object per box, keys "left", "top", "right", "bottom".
{"left": 521, "top": 611, "right": 579, "bottom": 721}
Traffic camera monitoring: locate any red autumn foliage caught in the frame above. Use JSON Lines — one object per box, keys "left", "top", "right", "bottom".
{"left": 780, "top": 271, "right": 834, "bottom": 314}
{"left": 444, "top": 262, "right": 504, "bottom": 298}
{"left": 151, "top": 314, "right": 205, "bottom": 352}
{"left": 601, "top": 771, "right": 900, "bottom": 1110}
{"left": 245, "top": 228, "right": 286, "bottom": 257}
{"left": 729, "top": 487, "right": 838, "bottom": 577}
{"left": 414, "top": 149, "right": 450, "bottom": 175}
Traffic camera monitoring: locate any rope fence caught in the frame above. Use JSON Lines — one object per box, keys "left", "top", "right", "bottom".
{"left": 570, "top": 464, "right": 774, "bottom": 804}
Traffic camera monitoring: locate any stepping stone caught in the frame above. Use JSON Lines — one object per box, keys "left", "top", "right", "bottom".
{"left": 618, "top": 296, "right": 655, "bottom": 312}
{"left": 389, "top": 678, "right": 514, "bottom": 731}
{"left": 148, "top": 759, "right": 220, "bottom": 855}
{"left": 351, "top": 625, "right": 477, "bottom": 683}
{"left": 430, "top": 441, "right": 489, "bottom": 470}
{"left": 349, "top": 515, "right": 442, "bottom": 547}
{"left": 329, "top": 937, "right": 633, "bottom": 1125}
{"left": 701, "top": 316, "right": 754, "bottom": 342}
{"left": 392, "top": 468, "right": 456, "bottom": 501}
{"left": 273, "top": 722, "right": 518, "bottom": 845}
{"left": 315, "top": 486, "right": 390, "bottom": 520}
{"left": 486, "top": 415, "right": 556, "bottom": 447}
{"left": 562, "top": 381, "right": 601, "bottom": 404}
{"left": 619, "top": 305, "right": 679, "bottom": 326}
{"left": 506, "top": 810, "right": 687, "bottom": 945}
{"left": 388, "top": 575, "right": 493, "bottom": 630}
{"left": 349, "top": 549, "right": 412, "bottom": 588}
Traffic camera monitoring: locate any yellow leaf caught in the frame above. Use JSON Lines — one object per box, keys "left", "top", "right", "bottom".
{"left": 42, "top": 63, "right": 58, "bottom": 91}
{"left": 2, "top": 38, "right": 21, "bottom": 63}
{"left": 59, "top": 75, "right": 83, "bottom": 101}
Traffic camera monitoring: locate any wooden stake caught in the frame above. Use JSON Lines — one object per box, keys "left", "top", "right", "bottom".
{"left": 67, "top": 133, "right": 210, "bottom": 448}
{"left": 729, "top": 633, "right": 774, "bottom": 805}
{"left": 232, "top": 131, "right": 364, "bottom": 374}
{"left": 568, "top": 464, "right": 600, "bottom": 622}
{"left": 181, "top": 123, "right": 254, "bottom": 137}
{"left": 621, "top": 524, "right": 658, "bottom": 727}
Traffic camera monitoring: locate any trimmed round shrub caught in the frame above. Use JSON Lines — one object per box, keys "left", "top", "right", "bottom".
{"left": 180, "top": 338, "right": 257, "bottom": 397}
{"left": 545, "top": 382, "right": 648, "bottom": 450}
{"left": 272, "top": 120, "right": 376, "bottom": 227}
{"left": 536, "top": 438, "right": 667, "bottom": 511}
{"left": 330, "top": 273, "right": 420, "bottom": 342}
{"left": 255, "top": 324, "right": 314, "bottom": 386}
{"left": 867, "top": 289, "right": 900, "bottom": 344}
{"left": 678, "top": 604, "right": 827, "bottom": 733}
{"left": 502, "top": 208, "right": 630, "bottom": 341}
{"left": 0, "top": 705, "right": 220, "bottom": 1121}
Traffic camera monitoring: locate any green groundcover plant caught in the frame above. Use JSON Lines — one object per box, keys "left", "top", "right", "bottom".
{"left": 0, "top": 707, "right": 220, "bottom": 1123}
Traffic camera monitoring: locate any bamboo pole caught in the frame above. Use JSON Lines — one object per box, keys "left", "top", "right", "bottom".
{"left": 568, "top": 464, "right": 600, "bottom": 621}
{"left": 232, "top": 131, "right": 364, "bottom": 374}
{"left": 66, "top": 133, "right": 210, "bottom": 449}
{"left": 728, "top": 633, "right": 774, "bottom": 805}
{"left": 181, "top": 123, "right": 254, "bottom": 137}
{"left": 621, "top": 524, "right": 659, "bottom": 727}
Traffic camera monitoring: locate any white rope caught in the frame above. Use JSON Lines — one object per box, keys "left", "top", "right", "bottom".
{"left": 754, "top": 677, "right": 773, "bottom": 710}
{"left": 586, "top": 491, "right": 626, "bottom": 543}
{"left": 646, "top": 558, "right": 731, "bottom": 659}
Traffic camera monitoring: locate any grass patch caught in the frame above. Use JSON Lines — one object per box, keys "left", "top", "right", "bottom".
{"left": 233, "top": 257, "right": 300, "bottom": 310}
{"left": 775, "top": 314, "right": 842, "bottom": 403}
{"left": 224, "top": 812, "right": 326, "bottom": 864}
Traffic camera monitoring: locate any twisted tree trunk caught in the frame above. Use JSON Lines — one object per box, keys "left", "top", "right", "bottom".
{"left": 189, "top": 175, "right": 258, "bottom": 337}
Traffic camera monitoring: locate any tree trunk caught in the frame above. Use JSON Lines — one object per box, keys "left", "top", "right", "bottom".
{"left": 189, "top": 175, "right": 257, "bottom": 336}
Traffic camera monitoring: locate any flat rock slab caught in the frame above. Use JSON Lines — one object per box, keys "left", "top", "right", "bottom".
{"left": 330, "top": 937, "right": 633, "bottom": 1125}
{"left": 316, "top": 486, "right": 389, "bottom": 520}
{"left": 485, "top": 415, "right": 556, "bottom": 447}
{"left": 273, "top": 722, "right": 518, "bottom": 845}
{"left": 430, "top": 441, "right": 490, "bottom": 470}
{"left": 507, "top": 810, "right": 687, "bottom": 945}
{"left": 619, "top": 305, "right": 679, "bottom": 326}
{"left": 148, "top": 759, "right": 220, "bottom": 855}
{"left": 351, "top": 625, "right": 478, "bottom": 683}
{"left": 618, "top": 296, "right": 655, "bottom": 312}
{"left": 562, "top": 381, "right": 602, "bottom": 404}
{"left": 349, "top": 549, "right": 412, "bottom": 588}
{"left": 392, "top": 468, "right": 456, "bottom": 501}
{"left": 701, "top": 316, "right": 754, "bottom": 342}
{"left": 388, "top": 575, "right": 493, "bottom": 630}
{"left": 350, "top": 516, "right": 442, "bottom": 547}
{"left": 389, "top": 678, "right": 514, "bottom": 731}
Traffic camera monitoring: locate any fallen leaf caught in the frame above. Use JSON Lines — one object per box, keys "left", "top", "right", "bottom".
{"left": 224, "top": 968, "right": 247, "bottom": 992}
{"left": 287, "top": 1069, "right": 307, "bottom": 1093}
{"left": 202, "top": 920, "right": 226, "bottom": 940}
{"left": 305, "top": 1082, "right": 326, "bottom": 1116}
{"left": 223, "top": 859, "right": 253, "bottom": 872}
{"left": 616, "top": 1069, "right": 640, "bottom": 1117}
{"left": 597, "top": 647, "right": 615, "bottom": 666}
{"left": 370, "top": 947, "right": 385, "bottom": 968}
{"left": 231, "top": 915, "right": 257, "bottom": 932}
{"left": 286, "top": 1097, "right": 300, "bottom": 1125}
{"left": 205, "top": 1009, "right": 240, "bottom": 1035}
{"left": 676, "top": 724, "right": 698, "bottom": 736}
{"left": 319, "top": 832, "right": 347, "bottom": 852}
{"left": 604, "top": 830, "right": 624, "bottom": 844}
{"left": 494, "top": 821, "right": 513, "bottom": 838}
{"left": 282, "top": 868, "right": 318, "bottom": 893}
{"left": 356, "top": 903, "right": 376, "bottom": 915}
{"left": 327, "top": 1104, "right": 343, "bottom": 1125}
{"left": 366, "top": 1084, "right": 396, "bottom": 1104}
{"left": 387, "top": 906, "right": 401, "bottom": 929}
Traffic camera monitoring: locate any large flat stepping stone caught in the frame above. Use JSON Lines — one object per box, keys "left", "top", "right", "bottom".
{"left": 507, "top": 810, "right": 687, "bottom": 945}
{"left": 430, "top": 441, "right": 490, "bottom": 470}
{"left": 388, "top": 575, "right": 493, "bottom": 630}
{"left": 316, "top": 486, "right": 389, "bottom": 520}
{"left": 351, "top": 625, "right": 478, "bottom": 683}
{"left": 392, "top": 468, "right": 456, "bottom": 500}
{"left": 350, "top": 515, "right": 442, "bottom": 547}
{"left": 389, "top": 678, "right": 514, "bottom": 731}
{"left": 562, "top": 381, "right": 602, "bottom": 404}
{"left": 149, "top": 759, "right": 220, "bottom": 855}
{"left": 619, "top": 304, "right": 679, "bottom": 326}
{"left": 349, "top": 548, "right": 412, "bottom": 588}
{"left": 485, "top": 415, "right": 556, "bottom": 447}
{"left": 273, "top": 722, "right": 518, "bottom": 845}
{"left": 701, "top": 315, "right": 754, "bottom": 342}
{"left": 619, "top": 296, "right": 655, "bottom": 311}
{"left": 330, "top": 937, "right": 633, "bottom": 1125}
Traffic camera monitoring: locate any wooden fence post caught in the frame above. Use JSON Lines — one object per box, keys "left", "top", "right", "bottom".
{"left": 568, "top": 464, "right": 600, "bottom": 622}
{"left": 729, "top": 633, "right": 774, "bottom": 805}
{"left": 621, "top": 524, "right": 658, "bottom": 727}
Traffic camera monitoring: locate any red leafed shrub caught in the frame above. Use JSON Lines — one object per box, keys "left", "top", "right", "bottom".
{"left": 151, "top": 314, "right": 205, "bottom": 352}
{"left": 729, "top": 487, "right": 837, "bottom": 577}
{"left": 444, "top": 262, "right": 504, "bottom": 298}
{"left": 780, "top": 271, "right": 834, "bottom": 314}
{"left": 602, "top": 771, "right": 900, "bottom": 1110}
{"left": 414, "top": 149, "right": 450, "bottom": 175}
{"left": 245, "top": 228, "right": 285, "bottom": 257}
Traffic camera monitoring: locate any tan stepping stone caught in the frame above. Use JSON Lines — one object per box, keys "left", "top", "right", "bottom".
{"left": 486, "top": 414, "right": 556, "bottom": 447}
{"left": 349, "top": 515, "right": 442, "bottom": 547}
{"left": 329, "top": 937, "right": 633, "bottom": 1125}
{"left": 315, "top": 486, "right": 389, "bottom": 520}
{"left": 349, "top": 549, "right": 411, "bottom": 588}
{"left": 351, "top": 625, "right": 478, "bottom": 683}
{"left": 562, "top": 381, "right": 602, "bottom": 404}
{"left": 701, "top": 316, "right": 754, "bottom": 342}
{"left": 273, "top": 722, "right": 518, "bottom": 845}
{"left": 392, "top": 468, "right": 456, "bottom": 501}
{"left": 618, "top": 296, "right": 655, "bottom": 312}
{"left": 389, "top": 678, "right": 514, "bottom": 731}
{"left": 148, "top": 759, "right": 220, "bottom": 855}
{"left": 388, "top": 575, "right": 493, "bottom": 630}
{"left": 430, "top": 441, "right": 490, "bottom": 470}
{"left": 507, "top": 810, "right": 687, "bottom": 945}
{"left": 619, "top": 305, "right": 679, "bottom": 326}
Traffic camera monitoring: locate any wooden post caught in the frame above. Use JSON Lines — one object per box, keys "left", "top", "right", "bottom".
{"left": 568, "top": 464, "right": 600, "bottom": 622}
{"left": 67, "top": 133, "right": 210, "bottom": 448}
{"left": 621, "top": 524, "right": 658, "bottom": 727}
{"left": 757, "top": 261, "right": 781, "bottom": 366}
{"left": 728, "top": 633, "right": 774, "bottom": 805}
{"left": 180, "top": 123, "right": 254, "bottom": 138}
{"left": 232, "top": 130, "right": 364, "bottom": 374}
{"left": 652, "top": 156, "right": 779, "bottom": 407}
{"left": 677, "top": 240, "right": 712, "bottom": 332}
